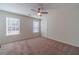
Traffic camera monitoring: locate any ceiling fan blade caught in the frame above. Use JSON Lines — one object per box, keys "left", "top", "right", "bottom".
{"left": 41, "top": 12, "right": 48, "bottom": 14}
{"left": 31, "top": 9, "right": 37, "bottom": 12}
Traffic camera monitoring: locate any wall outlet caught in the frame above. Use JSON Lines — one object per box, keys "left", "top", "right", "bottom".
{"left": 0, "top": 45, "right": 1, "bottom": 48}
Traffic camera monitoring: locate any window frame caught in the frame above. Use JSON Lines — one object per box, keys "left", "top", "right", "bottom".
{"left": 33, "top": 20, "right": 40, "bottom": 33}
{"left": 6, "top": 17, "right": 20, "bottom": 36}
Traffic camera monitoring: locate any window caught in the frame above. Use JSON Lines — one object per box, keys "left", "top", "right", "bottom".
{"left": 6, "top": 17, "right": 20, "bottom": 36}
{"left": 33, "top": 21, "right": 39, "bottom": 33}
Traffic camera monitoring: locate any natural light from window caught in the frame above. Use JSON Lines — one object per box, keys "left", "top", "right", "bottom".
{"left": 6, "top": 17, "right": 20, "bottom": 36}
{"left": 33, "top": 21, "right": 39, "bottom": 33}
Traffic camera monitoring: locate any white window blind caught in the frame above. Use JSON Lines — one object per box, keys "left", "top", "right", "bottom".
{"left": 6, "top": 17, "right": 20, "bottom": 36}
{"left": 33, "top": 21, "right": 39, "bottom": 33}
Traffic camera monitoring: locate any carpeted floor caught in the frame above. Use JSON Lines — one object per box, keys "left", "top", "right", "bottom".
{"left": 0, "top": 37, "right": 79, "bottom": 55}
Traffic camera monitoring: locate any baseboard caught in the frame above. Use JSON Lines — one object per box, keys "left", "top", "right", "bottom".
{"left": 42, "top": 36, "right": 79, "bottom": 48}
{"left": 1, "top": 36, "right": 40, "bottom": 46}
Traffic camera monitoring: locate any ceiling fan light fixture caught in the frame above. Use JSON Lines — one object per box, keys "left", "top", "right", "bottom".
{"left": 37, "top": 12, "right": 42, "bottom": 16}
{"left": 31, "top": 8, "right": 48, "bottom": 16}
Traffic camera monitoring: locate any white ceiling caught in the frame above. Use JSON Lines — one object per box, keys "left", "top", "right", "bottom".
{"left": 0, "top": 3, "right": 42, "bottom": 19}
{"left": 42, "top": 3, "right": 79, "bottom": 9}
{"left": 0, "top": 3, "right": 79, "bottom": 18}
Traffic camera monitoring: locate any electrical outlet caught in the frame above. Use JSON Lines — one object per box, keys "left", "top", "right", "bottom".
{"left": 0, "top": 45, "right": 1, "bottom": 48}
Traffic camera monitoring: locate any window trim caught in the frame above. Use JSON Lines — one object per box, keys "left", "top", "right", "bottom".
{"left": 6, "top": 17, "right": 20, "bottom": 36}
{"left": 33, "top": 20, "right": 39, "bottom": 33}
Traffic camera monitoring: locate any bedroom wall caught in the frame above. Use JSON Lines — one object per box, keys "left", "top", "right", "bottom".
{"left": 0, "top": 10, "right": 40, "bottom": 44}
{"left": 41, "top": 4, "right": 79, "bottom": 47}
{"left": 41, "top": 15, "right": 47, "bottom": 37}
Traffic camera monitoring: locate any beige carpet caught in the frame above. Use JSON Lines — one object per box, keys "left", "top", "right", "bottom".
{"left": 0, "top": 37, "right": 79, "bottom": 55}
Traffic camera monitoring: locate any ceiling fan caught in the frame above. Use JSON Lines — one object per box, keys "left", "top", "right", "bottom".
{"left": 31, "top": 8, "right": 48, "bottom": 16}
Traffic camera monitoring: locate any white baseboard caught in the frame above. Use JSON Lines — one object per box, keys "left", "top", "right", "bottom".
{"left": 45, "top": 36, "right": 79, "bottom": 48}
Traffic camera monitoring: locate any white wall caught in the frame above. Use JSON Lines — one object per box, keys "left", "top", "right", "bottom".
{"left": 0, "top": 10, "right": 40, "bottom": 44}
{"left": 41, "top": 4, "right": 79, "bottom": 47}
{"left": 41, "top": 15, "right": 47, "bottom": 37}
